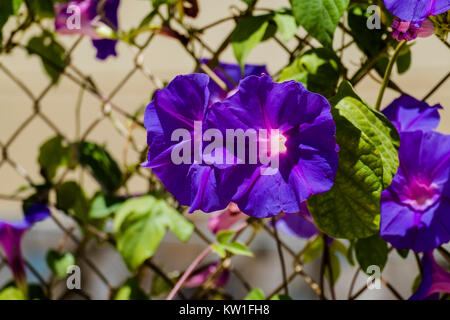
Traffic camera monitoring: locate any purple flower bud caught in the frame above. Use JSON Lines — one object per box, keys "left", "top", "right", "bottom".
{"left": 208, "top": 203, "right": 245, "bottom": 234}
{"left": 184, "top": 262, "right": 230, "bottom": 288}
{"left": 392, "top": 18, "right": 435, "bottom": 41}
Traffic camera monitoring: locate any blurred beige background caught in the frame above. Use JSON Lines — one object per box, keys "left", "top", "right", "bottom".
{"left": 0, "top": 0, "right": 449, "bottom": 299}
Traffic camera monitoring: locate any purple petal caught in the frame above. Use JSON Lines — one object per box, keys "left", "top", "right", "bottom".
{"left": 382, "top": 95, "right": 441, "bottom": 132}
{"left": 384, "top": 0, "right": 450, "bottom": 23}
{"left": 410, "top": 252, "right": 450, "bottom": 299}
{"left": 54, "top": 0, "right": 99, "bottom": 38}
{"left": 208, "top": 203, "right": 245, "bottom": 234}
{"left": 92, "top": 39, "right": 118, "bottom": 60}
{"left": 275, "top": 204, "right": 318, "bottom": 238}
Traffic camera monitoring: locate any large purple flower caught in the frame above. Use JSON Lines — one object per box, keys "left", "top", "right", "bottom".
{"left": 205, "top": 75, "right": 339, "bottom": 218}
{"left": 142, "top": 73, "right": 229, "bottom": 213}
{"left": 199, "top": 59, "right": 268, "bottom": 104}
{"left": 410, "top": 252, "right": 450, "bottom": 300}
{"left": 384, "top": 0, "right": 450, "bottom": 23}
{"left": 0, "top": 203, "right": 50, "bottom": 293}
{"left": 54, "top": 0, "right": 120, "bottom": 60}
{"left": 382, "top": 95, "right": 442, "bottom": 132}
{"left": 380, "top": 131, "right": 450, "bottom": 252}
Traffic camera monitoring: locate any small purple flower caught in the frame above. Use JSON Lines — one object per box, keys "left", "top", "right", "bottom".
{"left": 382, "top": 95, "right": 442, "bottom": 132}
{"left": 54, "top": 0, "right": 120, "bottom": 60}
{"left": 184, "top": 262, "right": 230, "bottom": 289}
{"left": 380, "top": 131, "right": 450, "bottom": 252}
{"left": 0, "top": 203, "right": 50, "bottom": 292}
{"left": 410, "top": 252, "right": 450, "bottom": 300}
{"left": 384, "top": 0, "right": 450, "bottom": 23}
{"left": 205, "top": 75, "right": 339, "bottom": 218}
{"left": 208, "top": 203, "right": 245, "bottom": 234}
{"left": 199, "top": 59, "right": 268, "bottom": 104}
{"left": 274, "top": 202, "right": 318, "bottom": 239}
{"left": 142, "top": 73, "right": 229, "bottom": 213}
{"left": 391, "top": 18, "right": 435, "bottom": 41}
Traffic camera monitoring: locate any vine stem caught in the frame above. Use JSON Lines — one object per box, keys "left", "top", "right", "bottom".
{"left": 375, "top": 40, "right": 406, "bottom": 111}
{"left": 166, "top": 247, "right": 212, "bottom": 300}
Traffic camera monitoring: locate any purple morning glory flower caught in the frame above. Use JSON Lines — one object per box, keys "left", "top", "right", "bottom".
{"left": 380, "top": 131, "right": 450, "bottom": 252}
{"left": 391, "top": 18, "right": 435, "bottom": 41}
{"left": 184, "top": 262, "right": 230, "bottom": 289}
{"left": 199, "top": 59, "right": 268, "bottom": 104}
{"left": 0, "top": 203, "right": 50, "bottom": 292}
{"left": 54, "top": 0, "right": 120, "bottom": 60}
{"left": 274, "top": 202, "right": 318, "bottom": 239}
{"left": 384, "top": 0, "right": 450, "bottom": 23}
{"left": 410, "top": 252, "right": 450, "bottom": 300}
{"left": 382, "top": 95, "right": 442, "bottom": 132}
{"left": 205, "top": 75, "right": 339, "bottom": 218}
{"left": 142, "top": 73, "right": 229, "bottom": 213}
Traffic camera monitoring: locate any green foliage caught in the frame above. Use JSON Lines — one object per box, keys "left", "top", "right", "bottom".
{"left": 355, "top": 234, "right": 388, "bottom": 274}
{"left": 55, "top": 181, "right": 90, "bottom": 222}
{"left": 270, "top": 294, "right": 292, "bottom": 300}
{"left": 273, "top": 11, "right": 297, "bottom": 41}
{"left": 279, "top": 48, "right": 340, "bottom": 96}
{"left": 231, "top": 14, "right": 271, "bottom": 69}
{"left": 301, "top": 236, "right": 324, "bottom": 263}
{"left": 27, "top": 32, "right": 67, "bottom": 83}
{"left": 308, "top": 81, "right": 399, "bottom": 239}
{"left": 397, "top": 249, "right": 410, "bottom": 259}
{"left": 114, "top": 277, "right": 149, "bottom": 300}
{"left": 114, "top": 195, "right": 194, "bottom": 271}
{"left": 290, "top": 0, "right": 349, "bottom": 47}
{"left": 212, "top": 230, "right": 253, "bottom": 258}
{"left": 38, "top": 135, "right": 72, "bottom": 181}
{"left": 0, "top": 286, "right": 25, "bottom": 300}
{"left": 244, "top": 288, "right": 265, "bottom": 300}
{"left": 89, "top": 193, "right": 124, "bottom": 219}
{"left": 78, "top": 142, "right": 123, "bottom": 195}
{"left": 46, "top": 250, "right": 75, "bottom": 279}
{"left": 26, "top": 0, "right": 55, "bottom": 19}
{"left": 0, "top": 0, "right": 23, "bottom": 47}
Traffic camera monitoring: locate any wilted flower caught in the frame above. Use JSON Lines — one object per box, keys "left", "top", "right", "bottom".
{"left": 54, "top": 0, "right": 120, "bottom": 60}
{"left": 0, "top": 203, "right": 50, "bottom": 294}
{"left": 382, "top": 95, "right": 442, "bottom": 132}
{"left": 410, "top": 252, "right": 450, "bottom": 300}
{"left": 205, "top": 75, "right": 339, "bottom": 218}
{"left": 184, "top": 262, "right": 230, "bottom": 289}
{"left": 391, "top": 18, "right": 435, "bottom": 41}
{"left": 208, "top": 203, "right": 245, "bottom": 234}
{"left": 380, "top": 131, "right": 450, "bottom": 252}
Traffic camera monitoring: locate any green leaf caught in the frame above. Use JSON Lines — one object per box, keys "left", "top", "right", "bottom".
{"left": 301, "top": 236, "right": 324, "bottom": 263}
{"left": 0, "top": 286, "right": 25, "bottom": 300}
{"left": 216, "top": 230, "right": 235, "bottom": 244}
{"left": 211, "top": 243, "right": 227, "bottom": 258}
{"left": 12, "top": 0, "right": 23, "bottom": 12}
{"left": 279, "top": 48, "right": 340, "bottom": 97}
{"left": 151, "top": 270, "right": 178, "bottom": 297}
{"left": 348, "top": 5, "right": 386, "bottom": 57}
{"left": 55, "top": 181, "right": 90, "bottom": 222}
{"left": 38, "top": 135, "right": 71, "bottom": 180}
{"left": 273, "top": 12, "right": 297, "bottom": 41}
{"left": 222, "top": 242, "right": 253, "bottom": 257}
{"left": 355, "top": 234, "right": 388, "bottom": 274}
{"left": 270, "top": 294, "right": 292, "bottom": 300}
{"left": 27, "top": 32, "right": 67, "bottom": 83}
{"left": 89, "top": 193, "right": 123, "bottom": 219}
{"left": 114, "top": 278, "right": 148, "bottom": 300}
{"left": 347, "top": 240, "right": 356, "bottom": 266}
{"left": 114, "top": 195, "right": 194, "bottom": 271}
{"left": 27, "top": 0, "right": 55, "bottom": 19}
{"left": 330, "top": 81, "right": 400, "bottom": 188}
{"left": 231, "top": 15, "right": 271, "bottom": 68}
{"left": 78, "top": 142, "right": 122, "bottom": 195}
{"left": 397, "top": 46, "right": 412, "bottom": 74}
{"left": 290, "top": 0, "right": 349, "bottom": 47}
{"left": 244, "top": 288, "right": 265, "bottom": 300}
{"left": 308, "top": 109, "right": 384, "bottom": 239}
{"left": 152, "top": 0, "right": 179, "bottom": 7}
{"left": 325, "top": 249, "right": 341, "bottom": 285}
{"left": 396, "top": 249, "right": 410, "bottom": 259}
{"left": 46, "top": 250, "right": 75, "bottom": 279}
